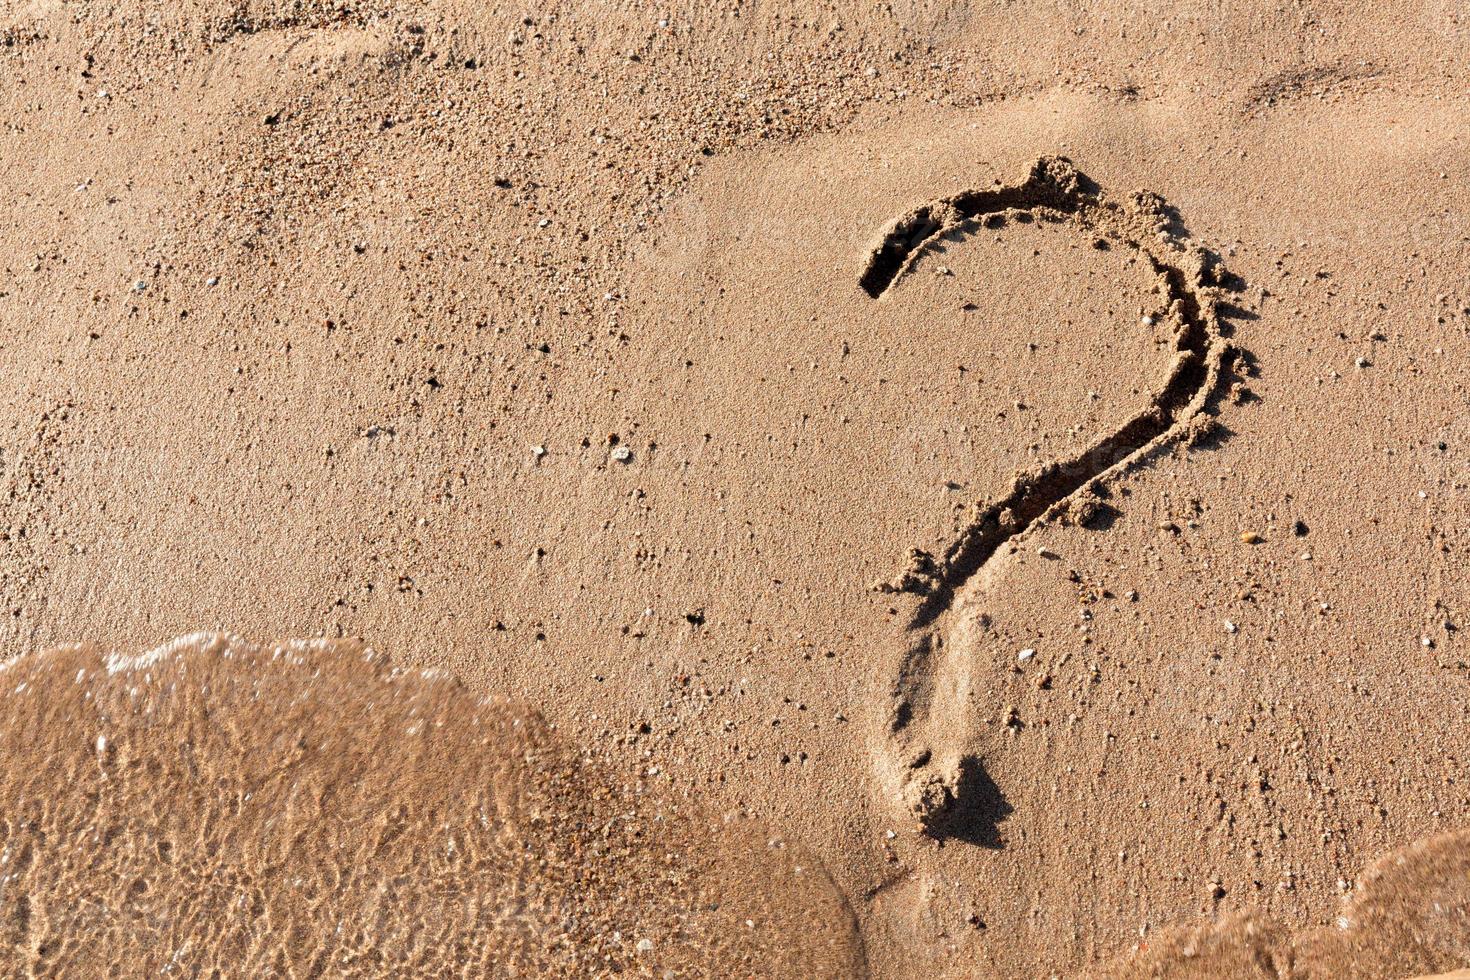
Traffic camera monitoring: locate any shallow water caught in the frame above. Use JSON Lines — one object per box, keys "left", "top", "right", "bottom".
{"left": 0, "top": 634, "right": 864, "bottom": 977}
{"left": 1086, "top": 828, "right": 1470, "bottom": 978}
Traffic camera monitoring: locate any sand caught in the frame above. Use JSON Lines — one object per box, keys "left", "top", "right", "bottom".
{"left": 3, "top": 0, "right": 1470, "bottom": 976}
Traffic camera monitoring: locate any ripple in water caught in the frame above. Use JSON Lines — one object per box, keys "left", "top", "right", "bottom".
{"left": 0, "top": 634, "right": 864, "bottom": 977}
{"left": 1085, "top": 828, "right": 1470, "bottom": 979}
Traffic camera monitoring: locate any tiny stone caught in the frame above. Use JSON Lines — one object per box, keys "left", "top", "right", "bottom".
{"left": 532, "top": 445, "right": 546, "bottom": 457}
{"left": 1018, "top": 648, "right": 1036, "bottom": 663}
{"left": 1223, "top": 621, "right": 1237, "bottom": 633}
{"left": 1240, "top": 531, "right": 1265, "bottom": 544}
{"left": 611, "top": 446, "right": 633, "bottom": 463}
{"left": 1355, "top": 356, "right": 1370, "bottom": 368}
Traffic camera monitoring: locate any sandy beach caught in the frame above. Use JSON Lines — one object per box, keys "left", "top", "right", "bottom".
{"left": 3, "top": 1, "right": 1470, "bottom": 976}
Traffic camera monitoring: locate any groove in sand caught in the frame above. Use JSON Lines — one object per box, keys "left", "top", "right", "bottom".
{"left": 863, "top": 157, "right": 1239, "bottom": 831}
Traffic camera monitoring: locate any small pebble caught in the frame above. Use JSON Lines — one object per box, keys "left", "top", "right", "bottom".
{"left": 1240, "top": 531, "right": 1265, "bottom": 544}
{"left": 1223, "top": 621, "right": 1237, "bottom": 633}
{"left": 611, "top": 446, "right": 633, "bottom": 463}
{"left": 1018, "top": 648, "right": 1036, "bottom": 663}
{"left": 532, "top": 445, "right": 546, "bottom": 457}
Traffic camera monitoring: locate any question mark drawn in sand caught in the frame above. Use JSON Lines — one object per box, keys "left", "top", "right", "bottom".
{"left": 863, "top": 157, "right": 1239, "bottom": 835}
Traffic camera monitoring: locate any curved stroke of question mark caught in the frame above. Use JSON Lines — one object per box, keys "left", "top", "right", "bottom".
{"left": 862, "top": 157, "right": 1239, "bottom": 835}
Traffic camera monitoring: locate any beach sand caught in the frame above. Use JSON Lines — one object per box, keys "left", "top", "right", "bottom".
{"left": 2, "top": 1, "right": 1469, "bottom": 976}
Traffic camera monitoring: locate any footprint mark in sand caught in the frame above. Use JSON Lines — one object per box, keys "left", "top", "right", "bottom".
{"left": 863, "top": 157, "right": 1238, "bottom": 834}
